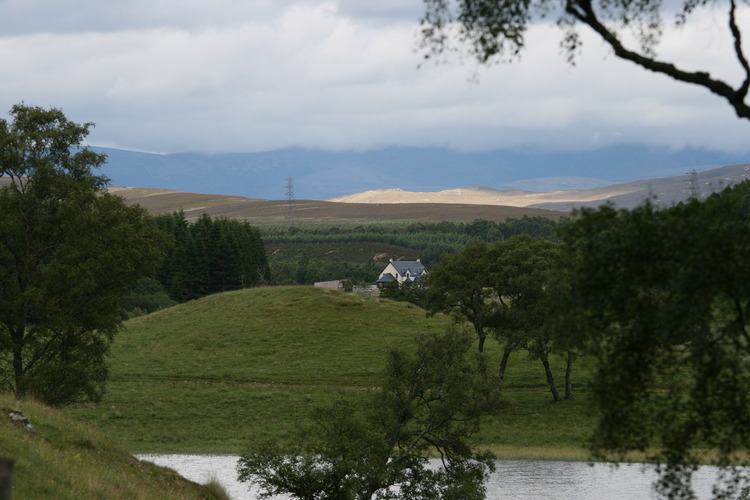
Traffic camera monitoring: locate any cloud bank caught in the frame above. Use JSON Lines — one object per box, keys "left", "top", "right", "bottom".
{"left": 0, "top": 0, "right": 747, "bottom": 154}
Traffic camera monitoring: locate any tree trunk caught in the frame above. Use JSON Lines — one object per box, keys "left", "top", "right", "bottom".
{"left": 564, "top": 350, "right": 576, "bottom": 400}
{"left": 476, "top": 324, "right": 486, "bottom": 352}
{"left": 498, "top": 346, "right": 513, "bottom": 384}
{"left": 540, "top": 352, "right": 562, "bottom": 402}
{"left": 11, "top": 327, "right": 25, "bottom": 399}
{"left": 0, "top": 456, "right": 14, "bottom": 500}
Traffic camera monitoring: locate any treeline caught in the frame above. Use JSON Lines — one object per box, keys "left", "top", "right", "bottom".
{"left": 262, "top": 215, "right": 566, "bottom": 269}
{"left": 270, "top": 258, "right": 383, "bottom": 287}
{"left": 127, "top": 214, "right": 565, "bottom": 309}
{"left": 151, "top": 212, "right": 270, "bottom": 302}
{"left": 125, "top": 212, "right": 270, "bottom": 315}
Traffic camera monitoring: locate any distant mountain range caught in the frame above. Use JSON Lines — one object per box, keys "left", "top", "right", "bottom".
{"left": 106, "top": 161, "right": 750, "bottom": 222}
{"left": 96, "top": 145, "right": 750, "bottom": 201}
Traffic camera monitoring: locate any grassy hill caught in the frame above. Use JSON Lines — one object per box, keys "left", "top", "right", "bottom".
{"left": 65, "top": 286, "right": 599, "bottom": 458}
{"left": 110, "top": 286, "right": 446, "bottom": 386}
{"left": 0, "top": 394, "right": 228, "bottom": 499}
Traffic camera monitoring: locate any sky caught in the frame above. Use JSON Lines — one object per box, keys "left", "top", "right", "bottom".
{"left": 0, "top": 0, "right": 748, "bottom": 155}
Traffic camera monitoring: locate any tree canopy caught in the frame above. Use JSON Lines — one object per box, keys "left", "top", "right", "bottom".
{"left": 237, "top": 327, "right": 503, "bottom": 500}
{"left": 425, "top": 241, "right": 498, "bottom": 352}
{"left": 561, "top": 181, "right": 750, "bottom": 497}
{"left": 420, "top": 0, "right": 750, "bottom": 120}
{"left": 0, "top": 104, "right": 167, "bottom": 406}
{"left": 426, "top": 235, "right": 574, "bottom": 400}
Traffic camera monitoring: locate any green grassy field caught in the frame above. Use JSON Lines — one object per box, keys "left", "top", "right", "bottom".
{"left": 0, "top": 394, "right": 229, "bottom": 499}
{"left": 64, "top": 286, "right": 599, "bottom": 458}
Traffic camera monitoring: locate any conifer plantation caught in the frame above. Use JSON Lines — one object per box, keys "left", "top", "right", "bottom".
{"left": 152, "top": 212, "right": 270, "bottom": 302}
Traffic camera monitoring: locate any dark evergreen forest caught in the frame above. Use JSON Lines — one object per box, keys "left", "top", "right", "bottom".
{"left": 152, "top": 212, "right": 270, "bottom": 301}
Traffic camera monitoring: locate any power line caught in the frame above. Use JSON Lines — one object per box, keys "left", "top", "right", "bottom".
{"left": 285, "top": 177, "right": 295, "bottom": 225}
{"left": 685, "top": 169, "right": 699, "bottom": 200}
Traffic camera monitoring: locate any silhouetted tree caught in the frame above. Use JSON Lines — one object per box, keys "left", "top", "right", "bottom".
{"left": 562, "top": 181, "right": 750, "bottom": 497}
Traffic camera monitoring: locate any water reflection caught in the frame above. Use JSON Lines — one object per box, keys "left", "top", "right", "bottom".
{"left": 137, "top": 454, "right": 733, "bottom": 500}
{"left": 488, "top": 460, "right": 659, "bottom": 499}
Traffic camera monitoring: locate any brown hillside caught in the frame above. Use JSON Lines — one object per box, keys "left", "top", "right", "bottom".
{"left": 107, "top": 186, "right": 566, "bottom": 223}
{"left": 328, "top": 186, "right": 629, "bottom": 206}
{"left": 325, "top": 163, "right": 750, "bottom": 211}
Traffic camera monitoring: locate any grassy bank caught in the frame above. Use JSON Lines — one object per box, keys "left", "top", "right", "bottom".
{"left": 0, "top": 394, "right": 228, "bottom": 499}
{"left": 65, "top": 286, "right": 599, "bottom": 459}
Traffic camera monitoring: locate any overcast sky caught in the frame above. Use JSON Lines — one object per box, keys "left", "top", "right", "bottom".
{"left": 0, "top": 0, "right": 748, "bottom": 155}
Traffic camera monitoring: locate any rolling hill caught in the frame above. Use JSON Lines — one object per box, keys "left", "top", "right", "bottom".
{"left": 107, "top": 161, "right": 750, "bottom": 221}
{"left": 65, "top": 286, "right": 455, "bottom": 452}
{"left": 107, "top": 186, "right": 566, "bottom": 222}
{"left": 64, "top": 286, "right": 597, "bottom": 456}
{"left": 328, "top": 163, "right": 750, "bottom": 211}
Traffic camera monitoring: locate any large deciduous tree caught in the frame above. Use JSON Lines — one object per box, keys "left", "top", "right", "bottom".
{"left": 561, "top": 181, "right": 750, "bottom": 498}
{"left": 0, "top": 104, "right": 166, "bottom": 406}
{"left": 425, "top": 241, "right": 497, "bottom": 352}
{"left": 485, "top": 235, "right": 571, "bottom": 400}
{"left": 426, "top": 235, "right": 574, "bottom": 400}
{"left": 237, "top": 326, "right": 503, "bottom": 500}
{"left": 420, "top": 0, "right": 750, "bottom": 120}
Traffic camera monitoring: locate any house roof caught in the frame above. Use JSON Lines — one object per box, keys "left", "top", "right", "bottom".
{"left": 390, "top": 261, "right": 426, "bottom": 276}
{"left": 377, "top": 273, "right": 396, "bottom": 283}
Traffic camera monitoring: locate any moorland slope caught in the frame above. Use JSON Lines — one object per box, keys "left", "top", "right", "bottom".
{"left": 107, "top": 186, "right": 566, "bottom": 222}
{"left": 106, "top": 162, "right": 750, "bottom": 221}
{"left": 329, "top": 163, "right": 750, "bottom": 211}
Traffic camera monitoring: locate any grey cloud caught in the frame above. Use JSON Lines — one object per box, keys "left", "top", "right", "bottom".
{"left": 0, "top": 1, "right": 746, "bottom": 155}
{"left": 0, "top": 0, "right": 296, "bottom": 35}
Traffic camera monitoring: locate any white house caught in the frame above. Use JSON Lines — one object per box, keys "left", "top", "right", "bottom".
{"left": 376, "top": 259, "right": 428, "bottom": 288}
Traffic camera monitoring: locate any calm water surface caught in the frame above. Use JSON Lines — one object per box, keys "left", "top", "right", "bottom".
{"left": 137, "top": 454, "right": 734, "bottom": 500}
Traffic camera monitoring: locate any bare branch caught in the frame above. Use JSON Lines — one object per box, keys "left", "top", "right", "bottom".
{"left": 392, "top": 413, "right": 439, "bottom": 463}
{"left": 564, "top": 0, "right": 750, "bottom": 119}
{"left": 729, "top": 0, "right": 750, "bottom": 100}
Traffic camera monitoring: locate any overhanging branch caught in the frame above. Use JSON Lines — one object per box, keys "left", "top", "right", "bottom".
{"left": 565, "top": 0, "right": 750, "bottom": 120}
{"left": 729, "top": 0, "right": 750, "bottom": 99}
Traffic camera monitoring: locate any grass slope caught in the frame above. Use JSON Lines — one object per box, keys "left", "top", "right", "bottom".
{"left": 0, "top": 394, "right": 228, "bottom": 499}
{"left": 113, "top": 286, "right": 447, "bottom": 386}
{"left": 66, "top": 286, "right": 599, "bottom": 457}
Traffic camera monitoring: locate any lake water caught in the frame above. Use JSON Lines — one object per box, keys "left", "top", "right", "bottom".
{"left": 138, "top": 454, "right": 743, "bottom": 500}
